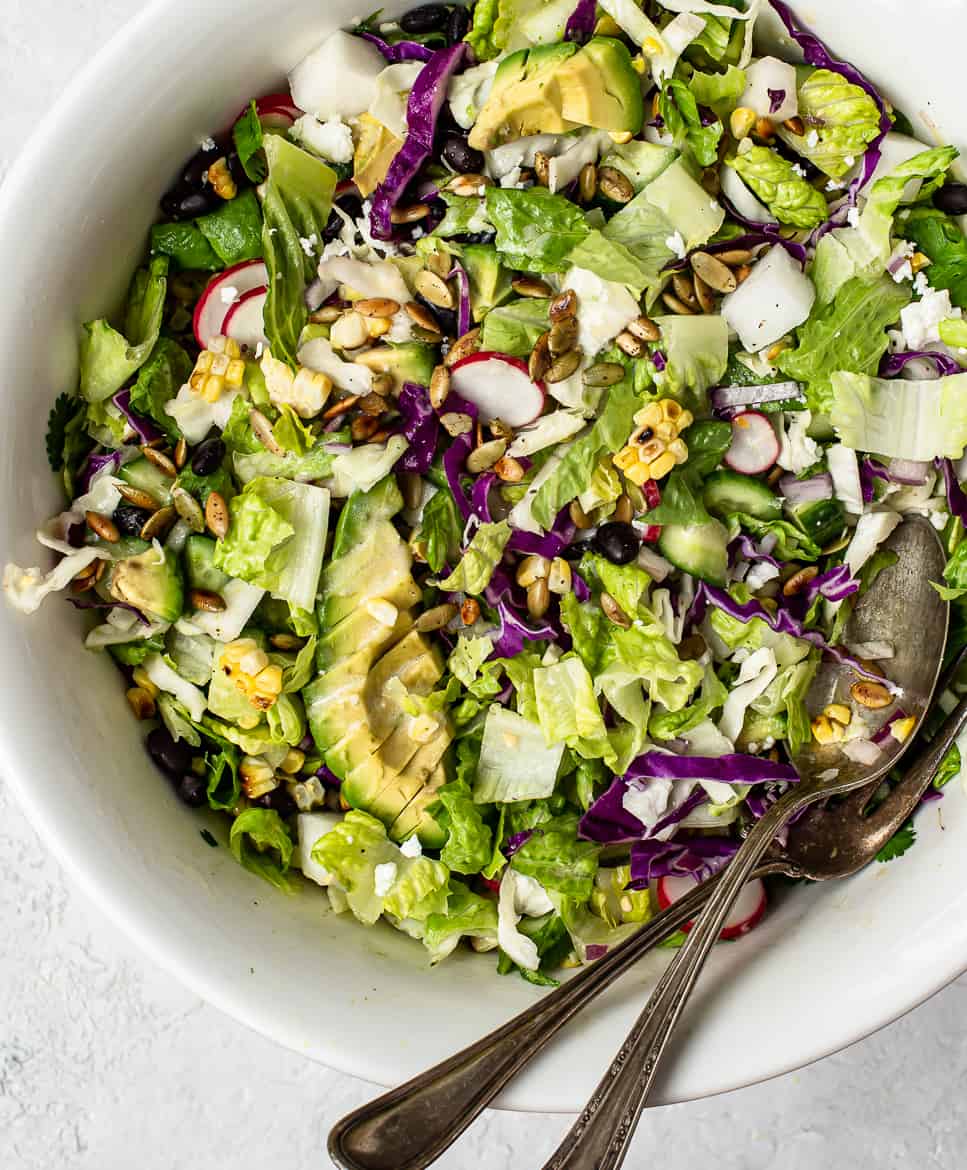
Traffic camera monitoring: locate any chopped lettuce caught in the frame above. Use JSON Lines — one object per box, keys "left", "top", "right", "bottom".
{"left": 533, "top": 655, "right": 612, "bottom": 764}
{"left": 901, "top": 206, "right": 967, "bottom": 310}
{"left": 479, "top": 297, "right": 551, "bottom": 357}
{"left": 431, "top": 783, "right": 493, "bottom": 875}
{"left": 127, "top": 338, "right": 192, "bottom": 441}
{"left": 437, "top": 520, "right": 512, "bottom": 594}
{"left": 830, "top": 371, "right": 967, "bottom": 461}
{"left": 510, "top": 812, "right": 599, "bottom": 899}
{"left": 422, "top": 882, "right": 498, "bottom": 961}
{"left": 416, "top": 487, "right": 463, "bottom": 574}
{"left": 654, "top": 315, "right": 729, "bottom": 404}
{"left": 475, "top": 706, "right": 565, "bottom": 802}
{"left": 689, "top": 65, "right": 747, "bottom": 118}
{"left": 659, "top": 78, "right": 723, "bottom": 168}
{"left": 728, "top": 145, "right": 828, "bottom": 228}
{"left": 230, "top": 808, "right": 297, "bottom": 893}
{"left": 779, "top": 68, "right": 883, "bottom": 179}
{"left": 486, "top": 188, "right": 590, "bottom": 273}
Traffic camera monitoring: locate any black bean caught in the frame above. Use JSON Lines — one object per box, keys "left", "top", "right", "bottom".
{"left": 593, "top": 522, "right": 639, "bottom": 565}
{"left": 562, "top": 539, "right": 594, "bottom": 562}
{"left": 446, "top": 4, "right": 471, "bottom": 43}
{"left": 441, "top": 132, "right": 484, "bottom": 175}
{"left": 418, "top": 295, "right": 457, "bottom": 337}
{"left": 179, "top": 135, "right": 230, "bottom": 187}
{"left": 254, "top": 787, "right": 297, "bottom": 817}
{"left": 67, "top": 521, "right": 87, "bottom": 548}
{"left": 191, "top": 437, "right": 226, "bottom": 476}
{"left": 177, "top": 772, "right": 208, "bottom": 807}
{"left": 160, "top": 185, "right": 224, "bottom": 221}
{"left": 336, "top": 192, "right": 364, "bottom": 220}
{"left": 459, "top": 231, "right": 497, "bottom": 245}
{"left": 400, "top": 3, "right": 449, "bottom": 33}
{"left": 146, "top": 727, "right": 193, "bottom": 779}
{"left": 934, "top": 182, "right": 967, "bottom": 216}
{"left": 113, "top": 505, "right": 152, "bottom": 538}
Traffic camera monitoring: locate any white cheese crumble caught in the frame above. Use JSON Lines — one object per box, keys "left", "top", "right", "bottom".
{"left": 665, "top": 231, "right": 687, "bottom": 259}
{"left": 913, "top": 270, "right": 931, "bottom": 297}
{"left": 791, "top": 163, "right": 806, "bottom": 178}
{"left": 900, "top": 287, "right": 960, "bottom": 349}
{"left": 846, "top": 207, "right": 861, "bottom": 228}
{"left": 291, "top": 113, "right": 355, "bottom": 164}
{"left": 399, "top": 836, "right": 422, "bottom": 859}
{"left": 806, "top": 130, "right": 819, "bottom": 148}
{"left": 299, "top": 233, "right": 319, "bottom": 258}
{"left": 373, "top": 862, "right": 398, "bottom": 897}
{"left": 892, "top": 261, "right": 913, "bottom": 284}
{"left": 200, "top": 136, "right": 216, "bottom": 151}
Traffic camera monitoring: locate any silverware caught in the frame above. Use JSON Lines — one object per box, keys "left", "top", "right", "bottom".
{"left": 541, "top": 515, "right": 949, "bottom": 1170}
{"left": 328, "top": 516, "right": 957, "bottom": 1170}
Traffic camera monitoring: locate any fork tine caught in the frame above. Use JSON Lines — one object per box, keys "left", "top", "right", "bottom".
{"left": 839, "top": 775, "right": 886, "bottom": 818}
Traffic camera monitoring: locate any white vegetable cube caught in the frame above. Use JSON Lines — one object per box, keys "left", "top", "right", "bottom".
{"left": 740, "top": 57, "right": 798, "bottom": 122}
{"left": 473, "top": 707, "right": 565, "bottom": 803}
{"left": 721, "top": 245, "right": 816, "bottom": 353}
{"left": 289, "top": 30, "right": 385, "bottom": 120}
{"left": 297, "top": 812, "right": 342, "bottom": 887}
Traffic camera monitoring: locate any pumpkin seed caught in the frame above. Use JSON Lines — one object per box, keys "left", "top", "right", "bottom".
{"left": 614, "top": 494, "right": 634, "bottom": 524}
{"left": 578, "top": 162, "right": 598, "bottom": 204}
{"left": 429, "top": 364, "right": 451, "bottom": 410}
{"left": 250, "top": 408, "right": 285, "bottom": 456}
{"left": 270, "top": 633, "right": 306, "bottom": 651}
{"left": 527, "top": 579, "right": 551, "bottom": 619}
{"left": 661, "top": 292, "right": 696, "bottom": 316}
{"left": 549, "top": 289, "right": 578, "bottom": 320}
{"left": 616, "top": 331, "right": 645, "bottom": 357}
{"left": 351, "top": 415, "right": 380, "bottom": 442}
{"left": 494, "top": 454, "right": 524, "bottom": 483}
{"left": 784, "top": 116, "right": 805, "bottom": 136}
{"left": 205, "top": 492, "right": 229, "bottom": 539}
{"left": 461, "top": 597, "right": 481, "bottom": 625}
{"left": 598, "top": 166, "right": 634, "bottom": 204}
{"left": 466, "top": 438, "right": 507, "bottom": 473}
{"left": 601, "top": 591, "right": 631, "bottom": 629}
{"left": 512, "top": 274, "right": 554, "bottom": 299}
{"left": 544, "top": 348, "right": 582, "bottom": 383}
{"left": 626, "top": 316, "right": 661, "bottom": 342}
{"left": 672, "top": 271, "right": 699, "bottom": 308}
{"left": 754, "top": 116, "right": 776, "bottom": 141}
{"left": 715, "top": 248, "right": 756, "bottom": 267}
{"left": 309, "top": 305, "right": 343, "bottom": 324}
{"left": 690, "top": 251, "right": 738, "bottom": 294}
{"left": 190, "top": 588, "right": 227, "bottom": 612}
{"left": 117, "top": 483, "right": 159, "bottom": 511}
{"left": 173, "top": 438, "right": 188, "bottom": 470}
{"left": 322, "top": 393, "right": 360, "bottom": 421}
{"left": 359, "top": 392, "right": 387, "bottom": 416}
{"left": 529, "top": 331, "right": 552, "bottom": 382}
{"left": 355, "top": 297, "right": 401, "bottom": 318}
{"left": 547, "top": 557, "right": 572, "bottom": 595}
{"left": 330, "top": 311, "right": 370, "bottom": 351}
{"left": 849, "top": 680, "right": 893, "bottom": 710}
{"left": 171, "top": 486, "right": 205, "bottom": 533}
{"left": 582, "top": 362, "right": 626, "bottom": 388}
{"left": 693, "top": 272, "right": 717, "bottom": 314}
{"left": 140, "top": 505, "right": 176, "bottom": 542}
{"left": 426, "top": 250, "right": 453, "bottom": 279}
{"left": 414, "top": 603, "right": 459, "bottom": 633}
{"left": 414, "top": 269, "right": 455, "bottom": 309}
{"left": 516, "top": 555, "right": 551, "bottom": 587}
{"left": 370, "top": 373, "right": 394, "bottom": 397}
{"left": 782, "top": 566, "right": 819, "bottom": 597}
{"left": 390, "top": 202, "right": 430, "bottom": 224}
{"left": 142, "top": 446, "right": 177, "bottom": 477}
{"left": 398, "top": 472, "right": 424, "bottom": 510}
{"left": 440, "top": 412, "right": 473, "bottom": 436}
{"left": 734, "top": 264, "right": 753, "bottom": 285}
{"left": 549, "top": 316, "right": 579, "bottom": 356}
{"left": 447, "top": 173, "right": 491, "bottom": 197}
{"left": 444, "top": 328, "right": 481, "bottom": 367}
{"left": 569, "top": 500, "right": 592, "bottom": 529}
{"left": 85, "top": 510, "right": 119, "bottom": 543}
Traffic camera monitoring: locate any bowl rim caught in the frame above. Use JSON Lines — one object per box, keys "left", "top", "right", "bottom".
{"left": 3, "top": 0, "right": 967, "bottom": 1116}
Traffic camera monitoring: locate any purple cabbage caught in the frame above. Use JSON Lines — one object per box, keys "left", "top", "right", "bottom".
{"left": 579, "top": 779, "right": 706, "bottom": 846}
{"left": 470, "top": 471, "right": 497, "bottom": 522}
{"left": 860, "top": 456, "right": 890, "bottom": 503}
{"left": 801, "top": 563, "right": 859, "bottom": 606}
{"left": 371, "top": 43, "right": 468, "bottom": 240}
{"left": 936, "top": 458, "right": 967, "bottom": 527}
{"left": 441, "top": 393, "right": 480, "bottom": 521}
{"left": 651, "top": 350, "right": 667, "bottom": 372}
{"left": 625, "top": 751, "right": 799, "bottom": 786}
{"left": 564, "top": 0, "right": 598, "bottom": 42}
{"left": 492, "top": 596, "right": 558, "bottom": 656}
{"left": 628, "top": 836, "right": 740, "bottom": 887}
{"left": 315, "top": 763, "right": 342, "bottom": 788}
{"left": 357, "top": 31, "right": 435, "bottom": 63}
{"left": 507, "top": 510, "right": 576, "bottom": 559}
{"left": 730, "top": 534, "right": 781, "bottom": 570}
{"left": 572, "top": 569, "right": 591, "bottom": 602}
{"left": 880, "top": 350, "right": 963, "bottom": 378}
{"left": 504, "top": 829, "right": 535, "bottom": 857}
{"left": 77, "top": 449, "right": 125, "bottom": 495}
{"left": 112, "top": 388, "right": 164, "bottom": 445}
{"left": 449, "top": 261, "right": 473, "bottom": 339}
{"left": 395, "top": 381, "right": 439, "bottom": 473}
{"left": 768, "top": 88, "right": 786, "bottom": 115}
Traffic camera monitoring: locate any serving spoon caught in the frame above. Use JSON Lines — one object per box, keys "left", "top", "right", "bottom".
{"left": 329, "top": 515, "right": 954, "bottom": 1170}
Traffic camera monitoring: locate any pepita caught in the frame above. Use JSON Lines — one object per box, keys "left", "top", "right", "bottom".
{"left": 250, "top": 408, "right": 285, "bottom": 456}
{"left": 461, "top": 597, "right": 481, "bottom": 625}
{"left": 140, "top": 505, "right": 176, "bottom": 542}
{"left": 355, "top": 297, "right": 401, "bottom": 318}
{"left": 447, "top": 173, "right": 491, "bottom": 197}
{"left": 173, "top": 438, "right": 188, "bottom": 470}
{"left": 597, "top": 166, "right": 634, "bottom": 204}
{"left": 330, "top": 310, "right": 370, "bottom": 351}
{"left": 582, "top": 362, "right": 626, "bottom": 388}
{"left": 390, "top": 202, "right": 430, "bottom": 224}
{"left": 440, "top": 411, "right": 474, "bottom": 436}
{"left": 547, "top": 557, "right": 572, "bottom": 595}
{"left": 527, "top": 578, "right": 551, "bottom": 619}
{"left": 569, "top": 500, "right": 592, "bottom": 529}
{"left": 426, "top": 250, "right": 453, "bottom": 279}
{"left": 322, "top": 393, "right": 360, "bottom": 421}
{"left": 578, "top": 162, "right": 598, "bottom": 204}
{"left": 533, "top": 151, "right": 551, "bottom": 186}
{"left": 627, "top": 316, "right": 661, "bottom": 342}
{"left": 672, "top": 272, "right": 699, "bottom": 307}
{"left": 783, "top": 116, "right": 805, "bottom": 136}
{"left": 849, "top": 680, "right": 893, "bottom": 710}
{"left": 371, "top": 373, "right": 395, "bottom": 397}
{"left": 117, "top": 483, "right": 159, "bottom": 511}
{"left": 398, "top": 471, "right": 424, "bottom": 510}
{"left": 414, "top": 603, "right": 459, "bottom": 633}
{"left": 549, "top": 289, "right": 578, "bottom": 320}
{"left": 270, "top": 633, "right": 306, "bottom": 651}
{"left": 690, "top": 251, "right": 738, "bottom": 294}
{"left": 444, "top": 328, "right": 481, "bottom": 367}
{"left": 616, "top": 330, "right": 645, "bottom": 357}
{"left": 142, "top": 446, "right": 178, "bottom": 477}
{"left": 614, "top": 495, "right": 634, "bottom": 525}
{"left": 493, "top": 454, "right": 524, "bottom": 483}
{"left": 309, "top": 305, "right": 343, "bottom": 324}
{"left": 405, "top": 301, "right": 443, "bottom": 335}
{"left": 429, "top": 364, "right": 451, "bottom": 410}
{"left": 529, "top": 331, "right": 552, "bottom": 382}
{"left": 171, "top": 486, "right": 205, "bottom": 533}
{"left": 205, "top": 491, "right": 229, "bottom": 539}
{"left": 85, "top": 510, "right": 120, "bottom": 543}
{"left": 466, "top": 438, "right": 507, "bottom": 473}
{"left": 351, "top": 415, "right": 380, "bottom": 442}
{"left": 544, "top": 348, "right": 582, "bottom": 383}
{"left": 516, "top": 555, "right": 551, "bottom": 587}
{"left": 754, "top": 116, "right": 776, "bottom": 141}
{"left": 512, "top": 275, "right": 554, "bottom": 299}
{"left": 414, "top": 269, "right": 455, "bottom": 310}
{"left": 734, "top": 264, "right": 753, "bottom": 285}
{"left": 190, "top": 588, "right": 227, "bottom": 612}
{"left": 548, "top": 316, "right": 579, "bottom": 356}
{"left": 693, "top": 272, "right": 716, "bottom": 314}
{"left": 359, "top": 392, "right": 388, "bottom": 416}
{"left": 715, "top": 248, "right": 756, "bottom": 267}
{"left": 782, "top": 565, "right": 819, "bottom": 597}
{"left": 661, "top": 292, "right": 696, "bottom": 316}
{"left": 601, "top": 591, "right": 631, "bottom": 629}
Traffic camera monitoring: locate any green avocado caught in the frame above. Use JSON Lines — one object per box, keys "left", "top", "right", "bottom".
{"left": 357, "top": 341, "right": 437, "bottom": 394}
{"left": 316, "top": 603, "right": 413, "bottom": 673}
{"left": 468, "top": 43, "right": 581, "bottom": 150}
{"left": 390, "top": 763, "right": 448, "bottom": 848}
{"left": 555, "top": 38, "right": 644, "bottom": 135}
{"left": 460, "top": 244, "right": 513, "bottom": 322}
{"left": 109, "top": 547, "right": 184, "bottom": 624}
{"left": 344, "top": 726, "right": 450, "bottom": 828}
{"left": 321, "top": 522, "right": 421, "bottom": 627}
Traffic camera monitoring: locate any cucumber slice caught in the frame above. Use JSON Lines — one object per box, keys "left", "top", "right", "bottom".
{"left": 118, "top": 457, "right": 173, "bottom": 505}
{"left": 704, "top": 470, "right": 781, "bottom": 521}
{"left": 658, "top": 520, "right": 729, "bottom": 585}
{"left": 184, "top": 534, "right": 231, "bottom": 594}
{"left": 788, "top": 498, "right": 847, "bottom": 546}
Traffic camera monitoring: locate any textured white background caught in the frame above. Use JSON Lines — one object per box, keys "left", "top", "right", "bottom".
{"left": 2, "top": 4, "right": 967, "bottom": 1168}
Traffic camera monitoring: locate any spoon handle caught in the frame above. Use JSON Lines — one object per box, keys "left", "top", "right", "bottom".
{"left": 540, "top": 794, "right": 799, "bottom": 1170}
{"left": 327, "top": 873, "right": 731, "bottom": 1170}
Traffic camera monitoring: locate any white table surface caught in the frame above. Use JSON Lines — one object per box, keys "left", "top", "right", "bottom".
{"left": 2, "top": 3, "right": 966, "bottom": 1167}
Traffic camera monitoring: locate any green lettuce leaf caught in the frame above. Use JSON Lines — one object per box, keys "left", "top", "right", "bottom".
{"left": 830, "top": 371, "right": 967, "bottom": 461}
{"left": 510, "top": 812, "right": 599, "bottom": 899}
{"left": 479, "top": 297, "right": 551, "bottom": 357}
{"left": 901, "top": 205, "right": 967, "bottom": 309}
{"left": 728, "top": 145, "right": 828, "bottom": 228}
{"left": 486, "top": 187, "right": 590, "bottom": 274}
{"left": 230, "top": 808, "right": 297, "bottom": 893}
{"left": 422, "top": 881, "right": 498, "bottom": 961}
{"left": 749, "top": 651, "right": 820, "bottom": 754}
{"left": 660, "top": 78, "right": 723, "bottom": 168}
{"left": 448, "top": 634, "right": 495, "bottom": 687}
{"left": 934, "top": 743, "right": 961, "bottom": 789}
{"left": 79, "top": 256, "right": 168, "bottom": 403}
{"left": 432, "top": 192, "right": 493, "bottom": 238}
{"left": 782, "top": 68, "right": 883, "bottom": 179}
{"left": 416, "top": 487, "right": 463, "bottom": 574}
{"left": 533, "top": 655, "right": 612, "bottom": 765}
{"left": 150, "top": 221, "right": 221, "bottom": 270}
{"left": 649, "top": 664, "right": 728, "bottom": 740}
{"left": 431, "top": 782, "right": 493, "bottom": 874}
{"left": 778, "top": 276, "right": 910, "bottom": 415}
{"left": 688, "top": 65, "right": 747, "bottom": 118}
{"left": 438, "top": 520, "right": 512, "bottom": 594}
{"left": 465, "top": 0, "right": 501, "bottom": 59}
{"left": 128, "top": 338, "right": 192, "bottom": 441}
{"left": 497, "top": 909, "right": 572, "bottom": 987}
{"left": 196, "top": 189, "right": 264, "bottom": 267}
{"left": 233, "top": 440, "right": 337, "bottom": 485}
{"left": 730, "top": 513, "right": 821, "bottom": 561}
{"left": 654, "top": 316, "right": 729, "bottom": 405}
{"left": 261, "top": 136, "right": 337, "bottom": 367}
{"left": 233, "top": 100, "right": 266, "bottom": 183}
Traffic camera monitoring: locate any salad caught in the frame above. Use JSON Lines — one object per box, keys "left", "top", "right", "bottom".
{"left": 6, "top": 0, "right": 967, "bottom": 984}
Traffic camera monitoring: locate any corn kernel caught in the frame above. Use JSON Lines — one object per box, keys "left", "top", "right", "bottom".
{"left": 635, "top": 403, "right": 663, "bottom": 431}
{"left": 654, "top": 421, "right": 677, "bottom": 442}
{"left": 811, "top": 715, "right": 845, "bottom": 745}
{"left": 201, "top": 375, "right": 223, "bottom": 403}
{"left": 207, "top": 158, "right": 237, "bottom": 201}
{"left": 649, "top": 452, "right": 677, "bottom": 480}
{"left": 623, "top": 463, "right": 651, "bottom": 487}
{"left": 281, "top": 748, "right": 306, "bottom": 775}
{"left": 668, "top": 438, "right": 689, "bottom": 464}
{"left": 196, "top": 351, "right": 214, "bottom": 373}
{"left": 639, "top": 437, "right": 666, "bottom": 462}
{"left": 209, "top": 335, "right": 241, "bottom": 358}
{"left": 132, "top": 666, "right": 159, "bottom": 698}
{"left": 631, "top": 55, "right": 647, "bottom": 75}
{"left": 609, "top": 130, "right": 634, "bottom": 145}
{"left": 730, "top": 107, "right": 757, "bottom": 140}
{"left": 661, "top": 400, "right": 684, "bottom": 424}
{"left": 240, "top": 756, "right": 278, "bottom": 799}
{"left": 891, "top": 715, "right": 917, "bottom": 743}
{"left": 642, "top": 35, "right": 663, "bottom": 55}
{"left": 613, "top": 447, "right": 640, "bottom": 472}
{"left": 366, "top": 316, "right": 392, "bottom": 338}
{"left": 226, "top": 359, "right": 246, "bottom": 388}
{"left": 824, "top": 703, "right": 852, "bottom": 727}
{"left": 220, "top": 640, "right": 282, "bottom": 710}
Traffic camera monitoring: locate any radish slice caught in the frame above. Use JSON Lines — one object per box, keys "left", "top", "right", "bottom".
{"left": 657, "top": 874, "right": 767, "bottom": 940}
{"left": 193, "top": 259, "right": 269, "bottom": 349}
{"left": 724, "top": 411, "right": 780, "bottom": 475}
{"left": 223, "top": 286, "right": 268, "bottom": 351}
{"left": 254, "top": 93, "right": 302, "bottom": 129}
{"left": 449, "top": 353, "right": 545, "bottom": 428}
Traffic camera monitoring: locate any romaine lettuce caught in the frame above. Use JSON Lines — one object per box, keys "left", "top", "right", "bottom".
{"left": 479, "top": 297, "right": 551, "bottom": 356}
{"left": 728, "top": 145, "right": 828, "bottom": 228}
{"left": 779, "top": 68, "right": 883, "bottom": 179}
{"left": 830, "top": 371, "right": 967, "bottom": 461}
{"left": 437, "top": 520, "right": 512, "bottom": 594}
{"left": 486, "top": 188, "right": 591, "bottom": 273}
{"left": 654, "top": 315, "right": 729, "bottom": 403}
{"left": 230, "top": 808, "right": 297, "bottom": 893}
{"left": 475, "top": 706, "right": 565, "bottom": 803}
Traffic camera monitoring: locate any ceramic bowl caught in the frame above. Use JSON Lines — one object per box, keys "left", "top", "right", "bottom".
{"left": 2, "top": 0, "right": 967, "bottom": 1113}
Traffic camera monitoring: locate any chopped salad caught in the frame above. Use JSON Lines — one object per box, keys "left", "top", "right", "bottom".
{"left": 7, "top": 0, "right": 967, "bottom": 982}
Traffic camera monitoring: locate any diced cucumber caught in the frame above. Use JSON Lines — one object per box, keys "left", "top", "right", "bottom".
{"left": 118, "top": 457, "right": 173, "bottom": 505}
{"left": 184, "top": 534, "right": 231, "bottom": 594}
{"left": 658, "top": 520, "right": 729, "bottom": 585}
{"left": 704, "top": 470, "right": 781, "bottom": 522}
{"left": 788, "top": 498, "right": 847, "bottom": 547}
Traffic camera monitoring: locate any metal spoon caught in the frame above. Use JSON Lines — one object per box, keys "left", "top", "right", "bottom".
{"left": 328, "top": 516, "right": 953, "bottom": 1170}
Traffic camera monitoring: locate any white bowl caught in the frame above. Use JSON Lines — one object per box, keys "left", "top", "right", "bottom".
{"left": 3, "top": 0, "right": 967, "bottom": 1114}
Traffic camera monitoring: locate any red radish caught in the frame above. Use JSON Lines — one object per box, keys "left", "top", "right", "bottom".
{"left": 657, "top": 874, "right": 767, "bottom": 940}
{"left": 479, "top": 874, "right": 501, "bottom": 894}
{"left": 253, "top": 93, "right": 302, "bottom": 130}
{"left": 724, "top": 410, "right": 780, "bottom": 475}
{"left": 192, "top": 259, "right": 268, "bottom": 348}
{"left": 641, "top": 479, "right": 662, "bottom": 542}
{"left": 223, "top": 286, "right": 268, "bottom": 351}
{"left": 448, "top": 353, "right": 546, "bottom": 428}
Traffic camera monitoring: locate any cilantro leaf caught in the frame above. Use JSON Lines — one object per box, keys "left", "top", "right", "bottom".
{"left": 875, "top": 819, "right": 916, "bottom": 863}
{"left": 417, "top": 488, "right": 464, "bottom": 574}
{"left": 660, "top": 79, "right": 723, "bottom": 169}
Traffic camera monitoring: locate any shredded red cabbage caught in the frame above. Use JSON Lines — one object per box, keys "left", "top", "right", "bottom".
{"left": 572, "top": 568, "right": 591, "bottom": 602}
{"left": 768, "top": 88, "right": 786, "bottom": 114}
{"left": 626, "top": 751, "right": 800, "bottom": 786}
{"left": 880, "top": 350, "right": 963, "bottom": 378}
{"left": 871, "top": 709, "right": 910, "bottom": 746}
{"left": 564, "top": 0, "right": 598, "bottom": 41}
{"left": 936, "top": 458, "right": 967, "bottom": 526}
{"left": 507, "top": 509, "right": 575, "bottom": 558}
{"left": 860, "top": 456, "right": 889, "bottom": 503}
{"left": 504, "top": 828, "right": 535, "bottom": 856}
{"left": 441, "top": 392, "right": 480, "bottom": 521}
{"left": 729, "top": 534, "right": 781, "bottom": 570}
{"left": 651, "top": 349, "right": 667, "bottom": 371}
{"left": 356, "top": 31, "right": 434, "bottom": 63}
{"left": 77, "top": 450, "right": 125, "bottom": 494}
{"left": 801, "top": 562, "right": 859, "bottom": 606}
{"left": 370, "top": 43, "right": 467, "bottom": 240}
{"left": 396, "top": 381, "right": 439, "bottom": 473}
{"left": 315, "top": 762, "right": 342, "bottom": 788}
{"left": 627, "top": 835, "right": 739, "bottom": 886}
{"left": 579, "top": 779, "right": 705, "bottom": 845}
{"left": 492, "top": 597, "right": 558, "bottom": 656}
{"left": 69, "top": 596, "right": 149, "bottom": 625}
{"left": 112, "top": 388, "right": 164, "bottom": 445}
{"left": 449, "top": 260, "right": 473, "bottom": 338}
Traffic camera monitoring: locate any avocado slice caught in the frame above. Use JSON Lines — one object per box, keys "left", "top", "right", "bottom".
{"left": 344, "top": 725, "right": 451, "bottom": 828}
{"left": 355, "top": 341, "right": 437, "bottom": 394}
{"left": 555, "top": 38, "right": 644, "bottom": 135}
{"left": 316, "top": 603, "right": 412, "bottom": 672}
{"left": 330, "top": 476, "right": 404, "bottom": 560}
{"left": 460, "top": 244, "right": 513, "bottom": 322}
{"left": 321, "top": 522, "right": 421, "bottom": 627}
{"left": 109, "top": 547, "right": 183, "bottom": 623}
{"left": 390, "top": 764, "right": 448, "bottom": 849}
{"left": 469, "top": 43, "right": 581, "bottom": 151}
{"left": 353, "top": 112, "right": 403, "bottom": 199}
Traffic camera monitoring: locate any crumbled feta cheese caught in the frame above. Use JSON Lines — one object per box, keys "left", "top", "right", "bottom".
{"left": 900, "top": 287, "right": 959, "bottom": 348}
{"left": 219, "top": 285, "right": 239, "bottom": 304}
{"left": 299, "top": 233, "right": 319, "bottom": 258}
{"left": 913, "top": 270, "right": 931, "bottom": 297}
{"left": 846, "top": 207, "right": 860, "bottom": 228}
{"left": 399, "top": 836, "right": 422, "bottom": 859}
{"left": 791, "top": 163, "right": 806, "bottom": 178}
{"left": 200, "top": 136, "right": 216, "bottom": 151}
{"left": 665, "top": 231, "right": 687, "bottom": 259}
{"left": 373, "top": 862, "right": 398, "bottom": 897}
{"left": 892, "top": 261, "right": 913, "bottom": 284}
{"left": 806, "top": 130, "right": 819, "bottom": 148}
{"left": 291, "top": 113, "right": 355, "bottom": 164}
{"left": 844, "top": 155, "right": 855, "bottom": 167}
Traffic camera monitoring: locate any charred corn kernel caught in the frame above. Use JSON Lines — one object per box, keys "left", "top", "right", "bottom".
{"left": 639, "top": 438, "right": 665, "bottom": 462}
{"left": 910, "top": 251, "right": 931, "bottom": 274}
{"left": 668, "top": 438, "right": 689, "bottom": 464}
{"left": 190, "top": 337, "right": 245, "bottom": 401}
{"left": 219, "top": 639, "right": 282, "bottom": 710}
{"left": 811, "top": 715, "right": 844, "bottom": 745}
{"left": 131, "top": 666, "right": 159, "bottom": 699}
{"left": 366, "top": 316, "right": 392, "bottom": 338}
{"left": 261, "top": 352, "right": 332, "bottom": 419}
{"left": 649, "top": 452, "right": 677, "bottom": 480}
{"left": 251, "top": 665, "right": 284, "bottom": 710}
{"left": 280, "top": 748, "right": 306, "bottom": 775}
{"left": 891, "top": 715, "right": 917, "bottom": 743}
{"left": 824, "top": 703, "right": 852, "bottom": 728}
{"left": 730, "top": 106, "right": 757, "bottom": 140}
{"left": 240, "top": 756, "right": 278, "bottom": 799}
{"left": 207, "top": 158, "right": 237, "bottom": 200}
